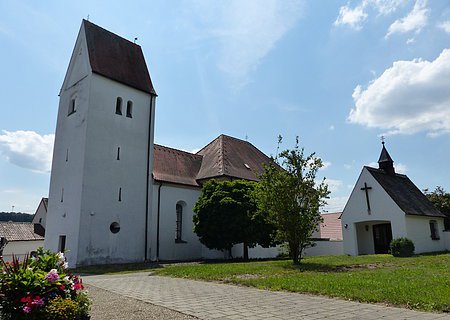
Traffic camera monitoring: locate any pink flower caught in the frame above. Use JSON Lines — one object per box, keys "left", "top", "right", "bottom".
{"left": 45, "top": 269, "right": 59, "bottom": 282}
{"left": 23, "top": 306, "right": 32, "bottom": 313}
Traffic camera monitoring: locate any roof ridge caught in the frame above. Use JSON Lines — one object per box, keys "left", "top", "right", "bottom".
{"left": 154, "top": 144, "right": 202, "bottom": 158}
{"left": 83, "top": 19, "right": 141, "bottom": 48}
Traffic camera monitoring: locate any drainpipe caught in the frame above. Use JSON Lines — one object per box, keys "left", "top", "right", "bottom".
{"left": 144, "top": 95, "right": 155, "bottom": 262}
{"left": 156, "top": 182, "right": 163, "bottom": 261}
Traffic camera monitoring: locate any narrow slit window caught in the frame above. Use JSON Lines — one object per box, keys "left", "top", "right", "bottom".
{"left": 61, "top": 188, "right": 64, "bottom": 202}
{"left": 58, "top": 235, "right": 66, "bottom": 253}
{"left": 118, "top": 187, "right": 122, "bottom": 202}
{"left": 68, "top": 98, "right": 76, "bottom": 115}
{"left": 66, "top": 149, "right": 69, "bottom": 162}
{"left": 115, "top": 97, "right": 122, "bottom": 115}
{"left": 126, "top": 101, "right": 133, "bottom": 118}
{"left": 117, "top": 147, "right": 120, "bottom": 160}
{"left": 176, "top": 203, "right": 182, "bottom": 241}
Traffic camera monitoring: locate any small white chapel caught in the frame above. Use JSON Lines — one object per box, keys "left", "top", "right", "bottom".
{"left": 342, "top": 142, "right": 450, "bottom": 255}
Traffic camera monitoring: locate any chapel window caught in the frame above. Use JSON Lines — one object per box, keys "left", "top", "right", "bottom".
{"left": 61, "top": 188, "right": 64, "bottom": 202}
{"left": 126, "top": 101, "right": 133, "bottom": 118}
{"left": 429, "top": 220, "right": 440, "bottom": 240}
{"left": 176, "top": 203, "right": 183, "bottom": 242}
{"left": 68, "top": 98, "right": 76, "bottom": 116}
{"left": 118, "top": 187, "right": 122, "bottom": 202}
{"left": 58, "top": 235, "right": 66, "bottom": 253}
{"left": 115, "top": 97, "right": 122, "bottom": 115}
{"left": 117, "top": 147, "right": 120, "bottom": 160}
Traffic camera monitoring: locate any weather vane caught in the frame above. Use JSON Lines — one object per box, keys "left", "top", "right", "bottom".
{"left": 381, "top": 135, "right": 385, "bottom": 145}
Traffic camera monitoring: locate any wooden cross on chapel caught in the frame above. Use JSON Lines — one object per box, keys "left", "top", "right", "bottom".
{"left": 361, "top": 182, "right": 372, "bottom": 215}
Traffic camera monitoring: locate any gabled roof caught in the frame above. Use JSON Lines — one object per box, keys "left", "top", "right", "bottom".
{"left": 153, "top": 144, "right": 203, "bottom": 187}
{"left": 0, "top": 222, "right": 44, "bottom": 241}
{"left": 366, "top": 166, "right": 445, "bottom": 218}
{"left": 319, "top": 213, "right": 343, "bottom": 240}
{"left": 83, "top": 20, "right": 157, "bottom": 95}
{"left": 196, "top": 135, "right": 272, "bottom": 181}
{"left": 152, "top": 135, "right": 274, "bottom": 186}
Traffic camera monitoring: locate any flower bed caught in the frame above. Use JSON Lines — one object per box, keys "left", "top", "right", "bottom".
{"left": 0, "top": 248, "right": 91, "bottom": 320}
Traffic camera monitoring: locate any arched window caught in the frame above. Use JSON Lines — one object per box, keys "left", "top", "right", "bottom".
{"left": 176, "top": 203, "right": 183, "bottom": 241}
{"left": 115, "top": 97, "right": 122, "bottom": 115}
{"left": 126, "top": 100, "right": 133, "bottom": 118}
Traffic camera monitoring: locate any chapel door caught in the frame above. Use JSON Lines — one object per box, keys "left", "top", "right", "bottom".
{"left": 372, "top": 223, "right": 392, "bottom": 254}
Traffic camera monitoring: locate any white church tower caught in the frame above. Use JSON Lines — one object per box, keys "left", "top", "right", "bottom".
{"left": 45, "top": 20, "right": 157, "bottom": 267}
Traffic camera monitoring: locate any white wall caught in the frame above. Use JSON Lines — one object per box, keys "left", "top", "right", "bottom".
{"left": 150, "top": 183, "right": 203, "bottom": 261}
{"left": 231, "top": 244, "right": 281, "bottom": 259}
{"left": 2, "top": 240, "right": 44, "bottom": 262}
{"left": 443, "top": 231, "right": 450, "bottom": 251}
{"left": 304, "top": 240, "right": 343, "bottom": 256}
{"left": 405, "top": 215, "right": 446, "bottom": 253}
{"left": 342, "top": 168, "right": 407, "bottom": 255}
{"left": 32, "top": 199, "right": 47, "bottom": 229}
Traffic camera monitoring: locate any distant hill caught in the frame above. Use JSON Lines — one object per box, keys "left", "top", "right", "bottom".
{"left": 0, "top": 212, "right": 33, "bottom": 222}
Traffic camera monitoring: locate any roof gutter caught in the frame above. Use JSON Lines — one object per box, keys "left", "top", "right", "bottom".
{"left": 144, "top": 95, "right": 155, "bottom": 262}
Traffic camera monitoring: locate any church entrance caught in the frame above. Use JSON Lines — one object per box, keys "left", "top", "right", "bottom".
{"left": 372, "top": 223, "right": 392, "bottom": 254}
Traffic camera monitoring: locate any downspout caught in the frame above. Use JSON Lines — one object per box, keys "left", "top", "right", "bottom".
{"left": 144, "top": 95, "right": 154, "bottom": 262}
{"left": 156, "top": 182, "right": 163, "bottom": 261}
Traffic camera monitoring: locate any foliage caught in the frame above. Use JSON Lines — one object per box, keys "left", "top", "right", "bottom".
{"left": 193, "top": 179, "right": 277, "bottom": 258}
{"left": 43, "top": 297, "right": 79, "bottom": 320}
{"left": 155, "top": 253, "right": 450, "bottom": 312}
{"left": 390, "top": 237, "right": 415, "bottom": 257}
{"left": 0, "top": 248, "right": 91, "bottom": 320}
{"left": 424, "top": 186, "right": 450, "bottom": 230}
{"left": 0, "top": 212, "right": 33, "bottom": 222}
{"left": 256, "top": 136, "right": 329, "bottom": 264}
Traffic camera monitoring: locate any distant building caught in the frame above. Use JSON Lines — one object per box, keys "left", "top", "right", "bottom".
{"left": 32, "top": 197, "right": 47, "bottom": 237}
{"left": 342, "top": 143, "right": 450, "bottom": 255}
{"left": 0, "top": 222, "right": 44, "bottom": 262}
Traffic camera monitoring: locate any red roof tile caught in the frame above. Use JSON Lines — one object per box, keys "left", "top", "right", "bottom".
{"left": 0, "top": 222, "right": 44, "bottom": 241}
{"left": 83, "top": 20, "right": 157, "bottom": 95}
{"left": 319, "top": 213, "right": 342, "bottom": 240}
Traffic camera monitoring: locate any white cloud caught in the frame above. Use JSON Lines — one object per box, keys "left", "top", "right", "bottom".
{"left": 438, "top": 21, "right": 450, "bottom": 34}
{"left": 334, "top": 3, "right": 368, "bottom": 30}
{"left": 321, "top": 161, "right": 332, "bottom": 170}
{"left": 328, "top": 125, "right": 335, "bottom": 131}
{"left": 326, "top": 179, "right": 343, "bottom": 193}
{"left": 190, "top": 0, "right": 303, "bottom": 86}
{"left": 406, "top": 37, "right": 415, "bottom": 44}
{"left": 323, "top": 196, "right": 349, "bottom": 213}
{"left": 385, "top": 0, "right": 428, "bottom": 38}
{"left": 0, "top": 130, "right": 54, "bottom": 173}
{"left": 348, "top": 48, "right": 450, "bottom": 137}
{"left": 334, "top": 0, "right": 405, "bottom": 30}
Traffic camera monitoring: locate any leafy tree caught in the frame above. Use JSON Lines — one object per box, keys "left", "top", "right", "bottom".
{"left": 193, "top": 179, "right": 277, "bottom": 259}
{"left": 256, "top": 136, "right": 329, "bottom": 264}
{"left": 424, "top": 186, "right": 450, "bottom": 230}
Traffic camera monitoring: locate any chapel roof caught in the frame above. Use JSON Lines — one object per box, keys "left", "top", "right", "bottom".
{"left": 83, "top": 20, "right": 157, "bottom": 95}
{"left": 365, "top": 166, "right": 445, "bottom": 218}
{"left": 0, "top": 222, "right": 44, "bottom": 242}
{"left": 152, "top": 135, "right": 274, "bottom": 186}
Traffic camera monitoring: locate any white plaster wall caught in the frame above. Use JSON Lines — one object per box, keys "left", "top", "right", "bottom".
{"left": 405, "top": 215, "right": 446, "bottom": 253}
{"left": 443, "top": 231, "right": 450, "bottom": 250}
{"left": 342, "top": 168, "right": 407, "bottom": 255}
{"left": 45, "top": 24, "right": 91, "bottom": 267}
{"left": 150, "top": 183, "right": 203, "bottom": 261}
{"left": 76, "top": 74, "right": 153, "bottom": 266}
{"left": 304, "top": 240, "right": 343, "bottom": 256}
{"left": 231, "top": 244, "right": 281, "bottom": 259}
{"left": 2, "top": 240, "right": 44, "bottom": 262}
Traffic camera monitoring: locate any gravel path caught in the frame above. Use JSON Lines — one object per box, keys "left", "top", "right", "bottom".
{"left": 87, "top": 284, "right": 197, "bottom": 320}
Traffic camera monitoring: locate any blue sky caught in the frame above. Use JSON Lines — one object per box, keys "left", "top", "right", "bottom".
{"left": 1, "top": 0, "right": 449, "bottom": 213}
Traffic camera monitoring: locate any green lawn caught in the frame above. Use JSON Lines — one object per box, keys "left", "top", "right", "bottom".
{"left": 153, "top": 253, "right": 450, "bottom": 313}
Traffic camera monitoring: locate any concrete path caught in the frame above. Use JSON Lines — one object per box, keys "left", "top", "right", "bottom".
{"left": 84, "top": 272, "right": 450, "bottom": 320}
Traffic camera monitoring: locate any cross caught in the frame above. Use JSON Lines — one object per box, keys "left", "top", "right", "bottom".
{"left": 361, "top": 182, "right": 372, "bottom": 214}
{"left": 381, "top": 135, "right": 385, "bottom": 145}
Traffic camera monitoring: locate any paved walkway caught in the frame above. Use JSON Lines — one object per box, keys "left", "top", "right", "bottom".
{"left": 84, "top": 272, "right": 450, "bottom": 320}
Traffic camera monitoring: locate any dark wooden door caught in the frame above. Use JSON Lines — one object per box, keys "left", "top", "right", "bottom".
{"left": 372, "top": 223, "right": 392, "bottom": 254}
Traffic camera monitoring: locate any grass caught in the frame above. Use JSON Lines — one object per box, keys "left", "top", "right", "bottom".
{"left": 152, "top": 253, "right": 450, "bottom": 313}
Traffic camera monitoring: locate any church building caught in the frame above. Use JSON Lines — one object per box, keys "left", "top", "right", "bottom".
{"left": 341, "top": 142, "right": 449, "bottom": 255}
{"left": 44, "top": 20, "right": 278, "bottom": 267}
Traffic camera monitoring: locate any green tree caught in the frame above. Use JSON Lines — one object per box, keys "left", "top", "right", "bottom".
{"left": 424, "top": 186, "right": 450, "bottom": 230}
{"left": 256, "top": 136, "right": 329, "bottom": 264}
{"left": 193, "top": 179, "right": 277, "bottom": 259}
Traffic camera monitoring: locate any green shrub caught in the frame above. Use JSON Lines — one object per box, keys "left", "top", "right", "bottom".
{"left": 390, "top": 237, "right": 415, "bottom": 257}
{"left": 0, "top": 248, "right": 91, "bottom": 320}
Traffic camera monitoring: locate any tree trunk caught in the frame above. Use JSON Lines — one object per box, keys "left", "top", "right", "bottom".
{"left": 290, "top": 242, "right": 300, "bottom": 265}
{"left": 243, "top": 242, "right": 249, "bottom": 260}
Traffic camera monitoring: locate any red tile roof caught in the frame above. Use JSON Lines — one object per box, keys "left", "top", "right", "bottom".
{"left": 0, "top": 222, "right": 44, "bottom": 241}
{"left": 152, "top": 135, "right": 274, "bottom": 186}
{"left": 319, "top": 213, "right": 342, "bottom": 240}
{"left": 83, "top": 20, "right": 157, "bottom": 95}
{"left": 153, "top": 144, "right": 203, "bottom": 187}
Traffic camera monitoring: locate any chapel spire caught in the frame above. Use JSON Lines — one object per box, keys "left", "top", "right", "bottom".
{"left": 378, "top": 140, "right": 395, "bottom": 175}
